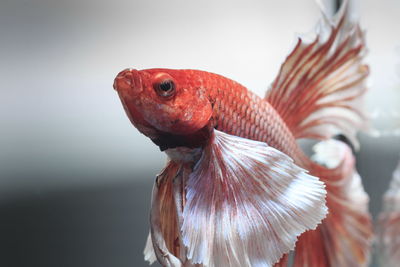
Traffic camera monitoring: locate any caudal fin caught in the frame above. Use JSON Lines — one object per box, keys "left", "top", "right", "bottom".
{"left": 265, "top": 0, "right": 368, "bottom": 149}
{"left": 288, "top": 140, "right": 373, "bottom": 266}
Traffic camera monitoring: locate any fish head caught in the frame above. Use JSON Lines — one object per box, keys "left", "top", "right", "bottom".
{"left": 113, "top": 68, "right": 213, "bottom": 140}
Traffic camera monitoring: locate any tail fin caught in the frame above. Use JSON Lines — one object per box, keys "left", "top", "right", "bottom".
{"left": 265, "top": 0, "right": 368, "bottom": 149}
{"left": 378, "top": 160, "right": 400, "bottom": 267}
{"left": 289, "top": 140, "right": 373, "bottom": 266}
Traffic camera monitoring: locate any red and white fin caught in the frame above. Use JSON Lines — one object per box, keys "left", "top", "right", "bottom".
{"left": 181, "top": 130, "right": 327, "bottom": 267}
{"left": 145, "top": 161, "right": 183, "bottom": 267}
{"left": 265, "top": 0, "right": 368, "bottom": 149}
{"left": 293, "top": 140, "right": 372, "bottom": 266}
{"left": 378, "top": 160, "right": 400, "bottom": 267}
{"left": 144, "top": 233, "right": 157, "bottom": 265}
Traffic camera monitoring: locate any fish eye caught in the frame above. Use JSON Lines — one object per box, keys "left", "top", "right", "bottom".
{"left": 154, "top": 79, "right": 176, "bottom": 98}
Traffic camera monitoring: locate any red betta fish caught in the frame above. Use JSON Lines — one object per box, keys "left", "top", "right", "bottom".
{"left": 113, "top": 2, "right": 372, "bottom": 267}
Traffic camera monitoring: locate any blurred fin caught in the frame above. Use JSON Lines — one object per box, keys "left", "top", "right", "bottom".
{"left": 378, "top": 160, "right": 400, "bottom": 267}
{"left": 144, "top": 233, "right": 157, "bottom": 265}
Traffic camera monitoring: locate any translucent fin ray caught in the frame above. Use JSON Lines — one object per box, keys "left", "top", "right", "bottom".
{"left": 265, "top": 0, "right": 368, "bottom": 149}
{"left": 181, "top": 130, "right": 327, "bottom": 267}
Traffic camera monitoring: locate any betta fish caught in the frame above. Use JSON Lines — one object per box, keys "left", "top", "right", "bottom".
{"left": 113, "top": 2, "right": 372, "bottom": 266}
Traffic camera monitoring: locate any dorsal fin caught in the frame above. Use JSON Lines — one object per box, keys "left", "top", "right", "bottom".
{"left": 265, "top": 0, "right": 368, "bottom": 149}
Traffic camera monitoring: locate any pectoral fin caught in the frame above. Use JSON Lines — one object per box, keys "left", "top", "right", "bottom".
{"left": 181, "top": 130, "right": 327, "bottom": 267}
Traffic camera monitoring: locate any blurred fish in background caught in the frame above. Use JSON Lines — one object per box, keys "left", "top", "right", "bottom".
{"left": 376, "top": 49, "right": 400, "bottom": 267}
{"left": 378, "top": 161, "right": 400, "bottom": 267}
{"left": 369, "top": 0, "right": 400, "bottom": 265}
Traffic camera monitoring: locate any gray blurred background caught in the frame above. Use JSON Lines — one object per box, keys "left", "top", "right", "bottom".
{"left": 0, "top": 0, "right": 399, "bottom": 266}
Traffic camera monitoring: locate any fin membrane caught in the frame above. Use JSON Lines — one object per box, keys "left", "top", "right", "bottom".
{"left": 293, "top": 140, "right": 372, "bottom": 266}
{"left": 265, "top": 1, "right": 368, "bottom": 149}
{"left": 144, "top": 162, "right": 183, "bottom": 266}
{"left": 379, "top": 160, "right": 400, "bottom": 267}
{"left": 181, "top": 130, "right": 327, "bottom": 266}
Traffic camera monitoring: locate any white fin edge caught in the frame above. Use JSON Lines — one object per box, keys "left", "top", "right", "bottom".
{"left": 144, "top": 233, "right": 157, "bottom": 265}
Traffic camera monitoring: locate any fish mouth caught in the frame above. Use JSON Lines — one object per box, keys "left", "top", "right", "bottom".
{"left": 113, "top": 68, "right": 142, "bottom": 93}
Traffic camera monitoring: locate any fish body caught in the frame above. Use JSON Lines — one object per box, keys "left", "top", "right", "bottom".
{"left": 115, "top": 68, "right": 304, "bottom": 161}
{"left": 113, "top": 2, "right": 372, "bottom": 266}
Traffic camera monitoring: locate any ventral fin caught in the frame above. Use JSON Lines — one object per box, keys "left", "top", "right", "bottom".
{"left": 181, "top": 130, "right": 327, "bottom": 267}
{"left": 145, "top": 161, "right": 183, "bottom": 267}
{"left": 265, "top": 0, "right": 368, "bottom": 149}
